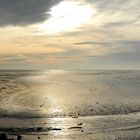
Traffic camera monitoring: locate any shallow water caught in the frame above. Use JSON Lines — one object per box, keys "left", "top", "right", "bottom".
{"left": 0, "top": 70, "right": 140, "bottom": 139}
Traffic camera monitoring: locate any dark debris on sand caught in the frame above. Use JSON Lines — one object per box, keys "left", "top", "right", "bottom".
{"left": 0, "top": 133, "right": 22, "bottom": 140}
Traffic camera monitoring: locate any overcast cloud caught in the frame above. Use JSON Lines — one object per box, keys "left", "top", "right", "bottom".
{"left": 0, "top": 0, "right": 140, "bottom": 69}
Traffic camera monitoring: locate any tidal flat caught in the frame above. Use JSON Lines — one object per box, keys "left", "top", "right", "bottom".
{"left": 0, "top": 70, "right": 140, "bottom": 140}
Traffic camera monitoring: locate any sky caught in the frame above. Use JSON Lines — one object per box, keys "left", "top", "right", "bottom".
{"left": 0, "top": 0, "right": 140, "bottom": 70}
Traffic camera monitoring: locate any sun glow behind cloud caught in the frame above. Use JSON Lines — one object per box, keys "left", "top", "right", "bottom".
{"left": 37, "top": 0, "right": 95, "bottom": 34}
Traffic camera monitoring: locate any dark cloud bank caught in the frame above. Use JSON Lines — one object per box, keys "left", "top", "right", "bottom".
{"left": 0, "top": 0, "right": 61, "bottom": 26}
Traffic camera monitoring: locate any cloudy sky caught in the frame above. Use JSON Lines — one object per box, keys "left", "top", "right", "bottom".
{"left": 0, "top": 0, "right": 140, "bottom": 70}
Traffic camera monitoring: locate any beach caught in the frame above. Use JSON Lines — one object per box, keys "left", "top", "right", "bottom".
{"left": 0, "top": 70, "right": 140, "bottom": 139}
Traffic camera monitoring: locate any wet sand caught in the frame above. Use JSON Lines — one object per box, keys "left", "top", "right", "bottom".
{"left": 0, "top": 113, "right": 140, "bottom": 140}
{"left": 0, "top": 70, "right": 140, "bottom": 139}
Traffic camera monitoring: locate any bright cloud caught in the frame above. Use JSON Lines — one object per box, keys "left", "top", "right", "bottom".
{"left": 37, "top": 0, "right": 95, "bottom": 34}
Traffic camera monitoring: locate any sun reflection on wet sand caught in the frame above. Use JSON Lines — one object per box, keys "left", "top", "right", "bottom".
{"left": 40, "top": 93, "right": 64, "bottom": 117}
